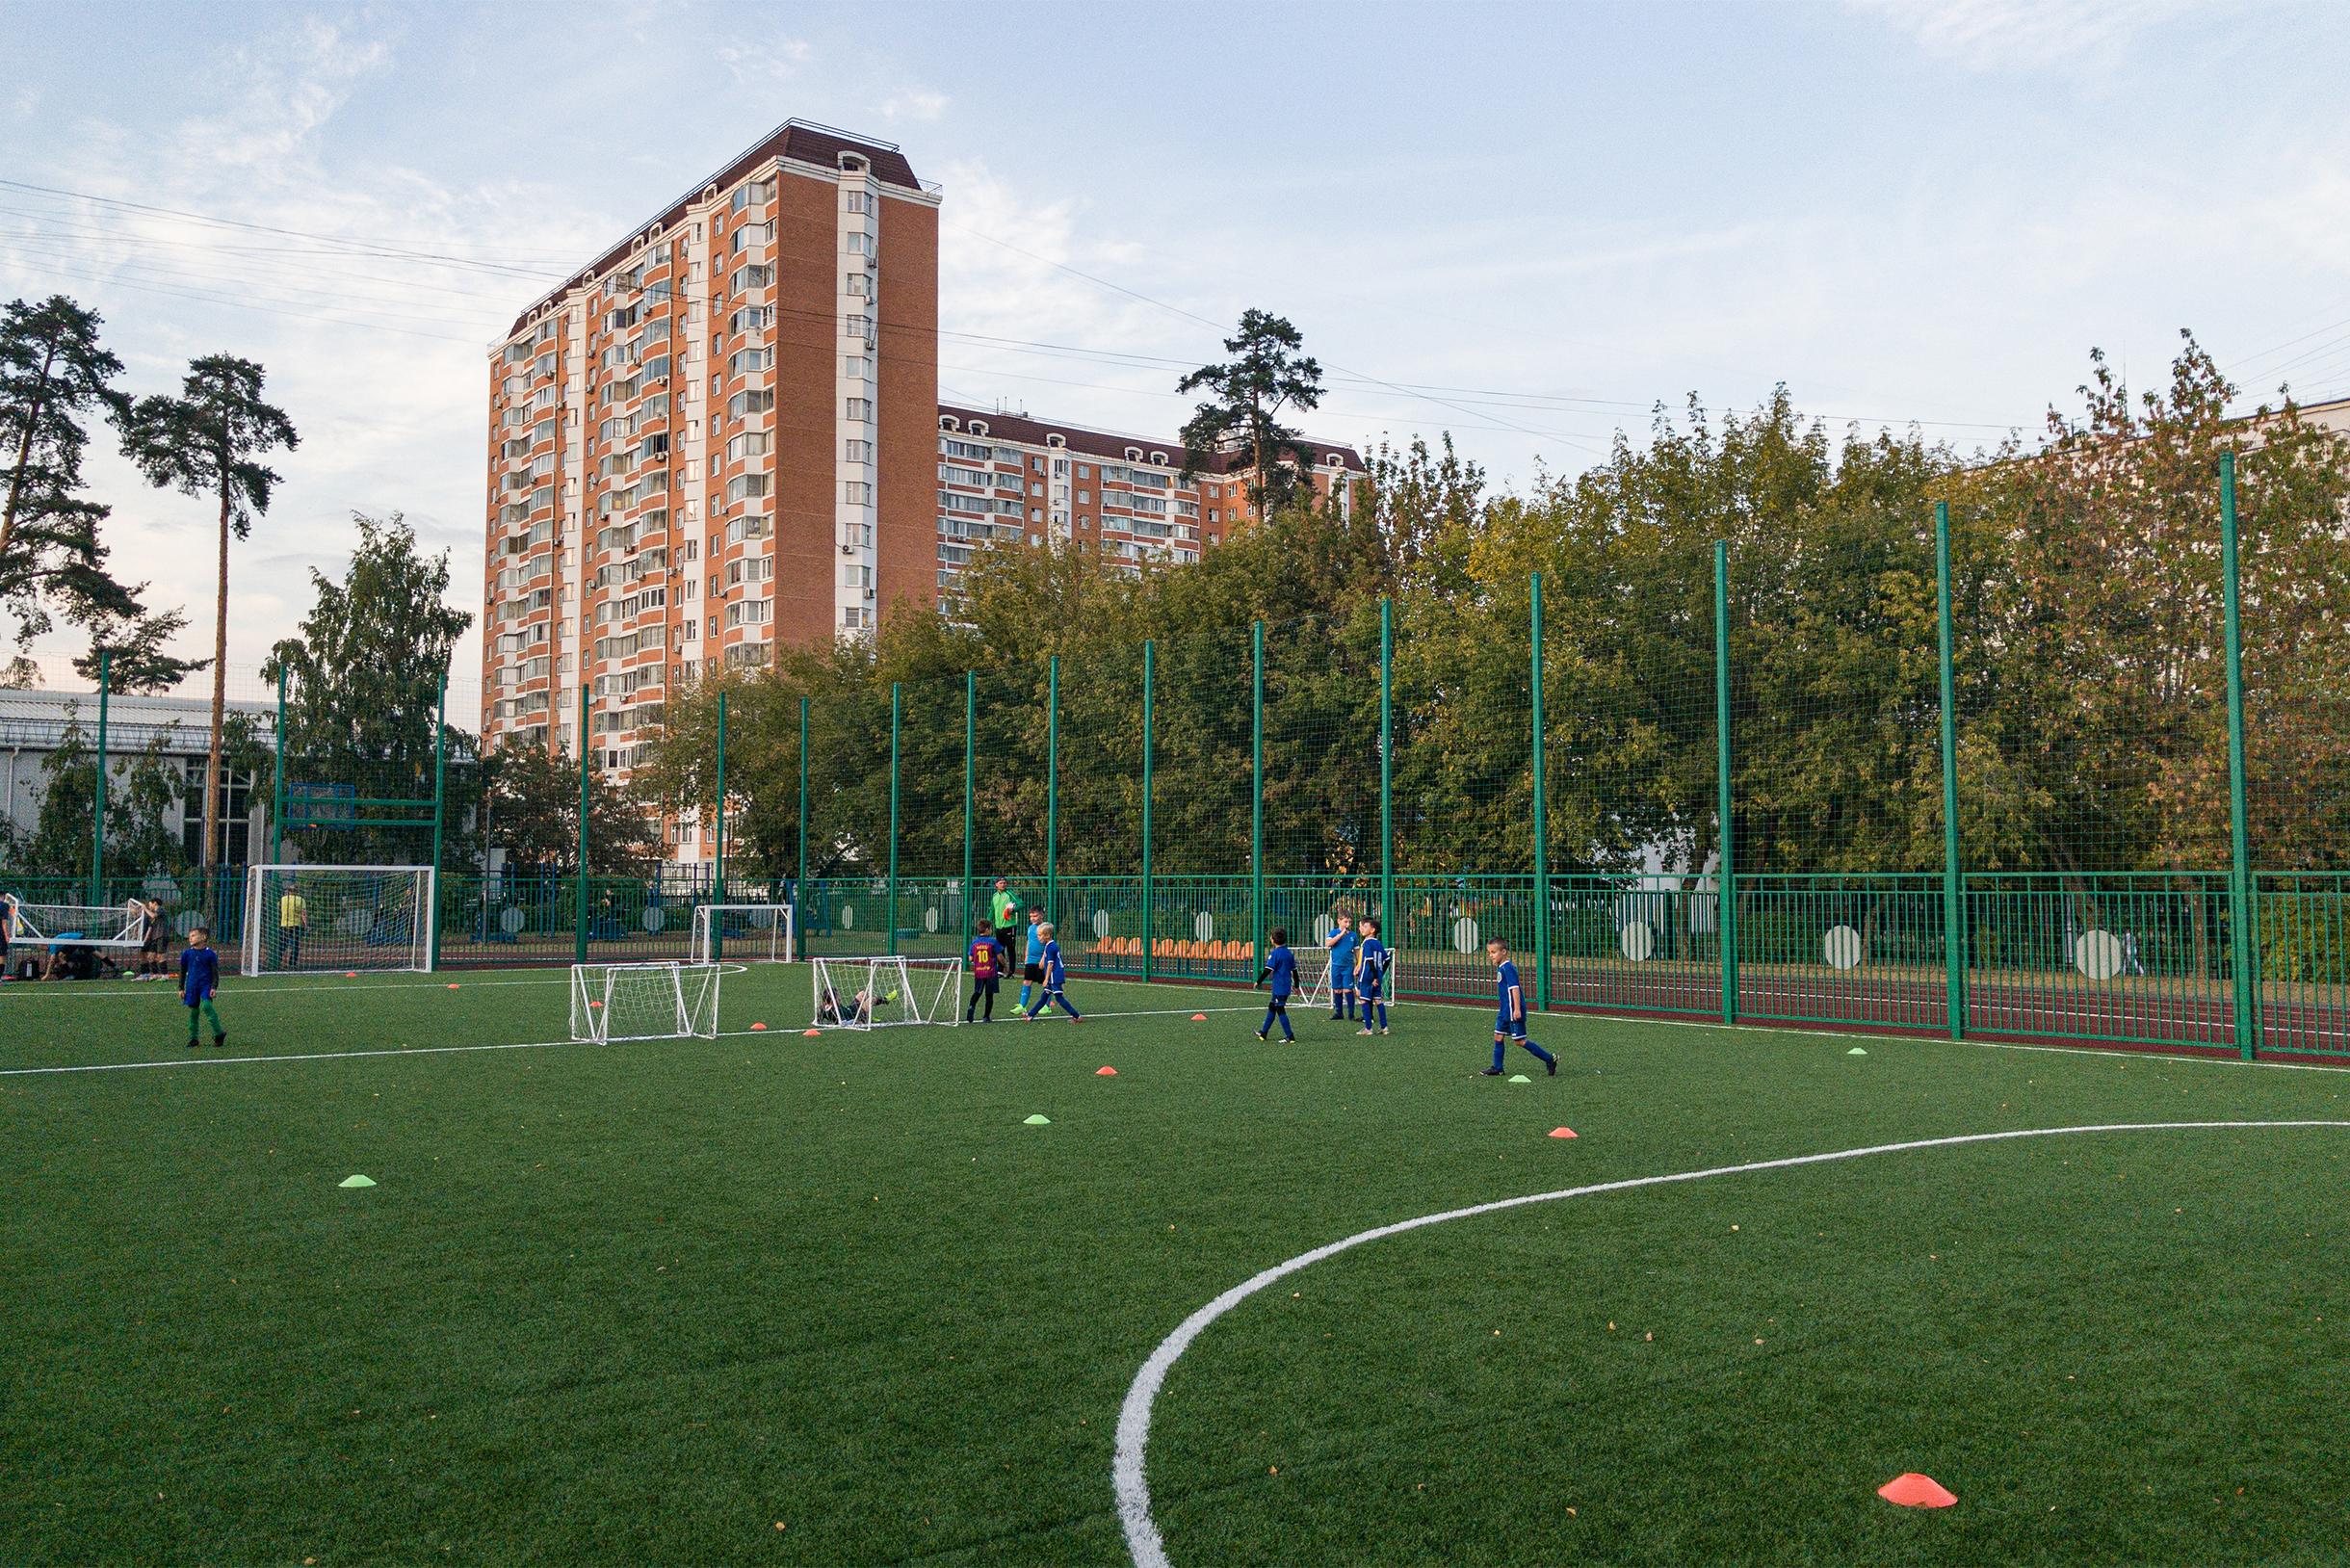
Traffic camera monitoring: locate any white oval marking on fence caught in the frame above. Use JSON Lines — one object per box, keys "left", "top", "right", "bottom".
{"left": 1619, "top": 921, "right": 1655, "bottom": 962}
{"left": 1093, "top": 909, "right": 1112, "bottom": 942}
{"left": 1193, "top": 912, "right": 1214, "bottom": 943}
{"left": 499, "top": 906, "right": 527, "bottom": 935}
{"left": 1452, "top": 917, "right": 1481, "bottom": 954}
{"left": 1315, "top": 913, "right": 1336, "bottom": 945}
{"left": 2076, "top": 929, "right": 2124, "bottom": 980}
{"left": 640, "top": 906, "right": 666, "bottom": 932}
{"left": 1111, "top": 1119, "right": 2350, "bottom": 1568}
{"left": 925, "top": 906, "right": 940, "bottom": 933}
{"left": 1823, "top": 924, "right": 1863, "bottom": 971}
{"left": 839, "top": 905, "right": 855, "bottom": 929}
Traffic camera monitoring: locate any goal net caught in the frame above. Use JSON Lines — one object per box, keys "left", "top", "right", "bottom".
{"left": 1295, "top": 949, "right": 1334, "bottom": 1010}
{"left": 690, "top": 902, "right": 796, "bottom": 964}
{"left": 810, "top": 955, "right": 962, "bottom": 1030}
{"left": 242, "top": 865, "right": 434, "bottom": 975}
{"left": 571, "top": 961, "right": 721, "bottom": 1043}
{"left": 3, "top": 895, "right": 149, "bottom": 951}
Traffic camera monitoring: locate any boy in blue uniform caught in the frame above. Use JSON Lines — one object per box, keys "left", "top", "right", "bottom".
{"left": 1024, "top": 924, "right": 1082, "bottom": 1019}
{"left": 1481, "top": 936, "right": 1554, "bottom": 1076}
{"left": 1017, "top": 906, "right": 1047, "bottom": 1015}
{"left": 1353, "top": 918, "right": 1390, "bottom": 1036}
{"left": 1255, "top": 928, "right": 1297, "bottom": 1041}
{"left": 180, "top": 926, "right": 225, "bottom": 1049}
{"left": 1323, "top": 912, "right": 1360, "bottom": 1022}
{"left": 965, "top": 920, "right": 1007, "bottom": 1022}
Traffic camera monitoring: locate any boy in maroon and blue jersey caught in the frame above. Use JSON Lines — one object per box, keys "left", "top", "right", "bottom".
{"left": 180, "top": 926, "right": 226, "bottom": 1050}
{"left": 965, "top": 920, "right": 1007, "bottom": 1022}
{"left": 1481, "top": 936, "right": 1554, "bottom": 1076}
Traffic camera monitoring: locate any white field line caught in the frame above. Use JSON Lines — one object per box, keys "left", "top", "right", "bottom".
{"left": 1112, "top": 1118, "right": 2350, "bottom": 1568}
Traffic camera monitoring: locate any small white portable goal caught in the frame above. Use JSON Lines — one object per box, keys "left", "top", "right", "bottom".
{"left": 690, "top": 902, "right": 796, "bottom": 964}
{"left": 809, "top": 955, "right": 962, "bottom": 1030}
{"left": 571, "top": 960, "right": 721, "bottom": 1043}
{"left": 243, "top": 865, "right": 434, "bottom": 974}
{"left": 1293, "top": 949, "right": 1334, "bottom": 1010}
{"left": 3, "top": 895, "right": 148, "bottom": 951}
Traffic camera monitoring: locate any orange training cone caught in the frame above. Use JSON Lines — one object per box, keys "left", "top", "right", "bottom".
{"left": 802, "top": 1029, "right": 822, "bottom": 1037}
{"left": 1549, "top": 1127, "right": 1578, "bottom": 1138}
{"left": 1190, "top": 1013, "right": 1208, "bottom": 1021}
{"left": 751, "top": 1023, "right": 768, "bottom": 1031}
{"left": 1877, "top": 1474, "right": 1956, "bottom": 1508}
{"left": 447, "top": 982, "right": 459, "bottom": 989}
{"left": 345, "top": 972, "right": 357, "bottom": 978}
{"left": 1096, "top": 1066, "right": 1117, "bottom": 1076}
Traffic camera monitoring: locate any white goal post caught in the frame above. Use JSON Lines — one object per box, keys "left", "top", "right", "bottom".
{"left": 243, "top": 865, "right": 434, "bottom": 975}
{"left": 3, "top": 894, "right": 149, "bottom": 951}
{"left": 571, "top": 960, "right": 721, "bottom": 1043}
{"left": 690, "top": 902, "right": 796, "bottom": 964}
{"left": 810, "top": 955, "right": 962, "bottom": 1030}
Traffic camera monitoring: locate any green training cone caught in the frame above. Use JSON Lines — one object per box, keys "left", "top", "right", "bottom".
{"left": 1507, "top": 1074, "right": 1532, "bottom": 1083}
{"left": 339, "top": 1174, "right": 377, "bottom": 1189}
{"left": 1847, "top": 1048, "right": 1868, "bottom": 1056}
{"left": 1023, "top": 1114, "right": 1051, "bottom": 1125}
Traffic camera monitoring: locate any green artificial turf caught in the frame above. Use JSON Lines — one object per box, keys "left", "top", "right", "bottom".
{"left": 4, "top": 964, "right": 2348, "bottom": 1566}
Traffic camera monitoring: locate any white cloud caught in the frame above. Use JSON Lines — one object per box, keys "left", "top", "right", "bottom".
{"left": 877, "top": 87, "right": 949, "bottom": 123}
{"left": 718, "top": 38, "right": 811, "bottom": 83}
{"left": 1849, "top": 0, "right": 2207, "bottom": 71}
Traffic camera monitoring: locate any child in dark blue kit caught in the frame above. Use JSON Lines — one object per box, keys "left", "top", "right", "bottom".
{"left": 180, "top": 927, "right": 225, "bottom": 1049}
{"left": 1481, "top": 936, "right": 1554, "bottom": 1076}
{"left": 966, "top": 921, "right": 1007, "bottom": 1022}
{"left": 1353, "top": 918, "right": 1390, "bottom": 1036}
{"left": 1023, "top": 924, "right": 1082, "bottom": 1020}
{"left": 1255, "top": 928, "right": 1297, "bottom": 1041}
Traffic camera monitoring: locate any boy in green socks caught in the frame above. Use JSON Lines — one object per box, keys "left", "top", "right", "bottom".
{"left": 180, "top": 926, "right": 225, "bottom": 1049}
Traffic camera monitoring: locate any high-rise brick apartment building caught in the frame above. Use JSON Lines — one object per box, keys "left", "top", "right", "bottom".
{"left": 931, "top": 404, "right": 1363, "bottom": 591}
{"left": 480, "top": 119, "right": 939, "bottom": 765}
{"left": 480, "top": 120, "right": 1366, "bottom": 870}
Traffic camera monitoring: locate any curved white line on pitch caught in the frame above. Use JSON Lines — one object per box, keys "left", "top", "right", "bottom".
{"left": 1113, "top": 1119, "right": 2350, "bottom": 1568}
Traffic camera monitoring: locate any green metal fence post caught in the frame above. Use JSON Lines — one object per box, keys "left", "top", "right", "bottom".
{"left": 1714, "top": 541, "right": 1737, "bottom": 1025}
{"left": 963, "top": 668, "right": 976, "bottom": 947}
{"left": 888, "top": 682, "right": 901, "bottom": 957}
{"left": 430, "top": 666, "right": 447, "bottom": 971}
{"left": 1935, "top": 503, "right": 1965, "bottom": 1040}
{"left": 1530, "top": 574, "right": 1550, "bottom": 1009}
{"left": 575, "top": 683, "right": 589, "bottom": 966}
{"left": 1047, "top": 654, "right": 1060, "bottom": 924}
{"left": 796, "top": 695, "right": 808, "bottom": 904}
{"left": 1380, "top": 599, "right": 1394, "bottom": 948}
{"left": 2222, "top": 452, "right": 2258, "bottom": 1060}
{"left": 715, "top": 690, "right": 728, "bottom": 963}
{"left": 1251, "top": 620, "right": 1265, "bottom": 962}
{"left": 271, "top": 665, "right": 286, "bottom": 866}
{"left": 1141, "top": 640, "right": 1155, "bottom": 982}
{"left": 90, "top": 650, "right": 109, "bottom": 906}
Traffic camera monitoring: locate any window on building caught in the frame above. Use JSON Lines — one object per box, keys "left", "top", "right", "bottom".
{"left": 846, "top": 439, "right": 874, "bottom": 462}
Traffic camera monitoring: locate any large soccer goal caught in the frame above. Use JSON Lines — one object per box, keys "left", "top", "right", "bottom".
{"left": 570, "top": 960, "right": 721, "bottom": 1043}
{"left": 690, "top": 902, "right": 796, "bottom": 964}
{"left": 810, "top": 955, "right": 962, "bottom": 1030}
{"left": 242, "top": 865, "right": 434, "bottom": 975}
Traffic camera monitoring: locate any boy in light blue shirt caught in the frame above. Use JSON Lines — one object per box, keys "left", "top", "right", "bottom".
{"left": 1323, "top": 912, "right": 1360, "bottom": 1022}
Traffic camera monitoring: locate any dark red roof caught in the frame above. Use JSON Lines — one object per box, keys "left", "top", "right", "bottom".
{"left": 936, "top": 404, "right": 1365, "bottom": 473}
{"left": 506, "top": 120, "right": 925, "bottom": 338}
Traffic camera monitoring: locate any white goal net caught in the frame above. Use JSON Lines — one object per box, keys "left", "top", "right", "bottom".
{"left": 690, "top": 902, "right": 796, "bottom": 964}
{"left": 571, "top": 960, "right": 721, "bottom": 1043}
{"left": 810, "top": 955, "right": 962, "bottom": 1030}
{"left": 243, "top": 865, "right": 434, "bottom": 974}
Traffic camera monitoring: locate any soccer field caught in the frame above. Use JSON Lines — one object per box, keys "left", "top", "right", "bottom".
{"left": 7, "top": 964, "right": 2350, "bottom": 1566}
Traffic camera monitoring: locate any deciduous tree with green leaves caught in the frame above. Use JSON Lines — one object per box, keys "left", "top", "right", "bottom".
{"left": 121, "top": 354, "right": 298, "bottom": 869}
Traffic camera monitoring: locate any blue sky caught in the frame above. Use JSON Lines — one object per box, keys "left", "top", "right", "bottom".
{"left": 6, "top": 0, "right": 2348, "bottom": 691}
